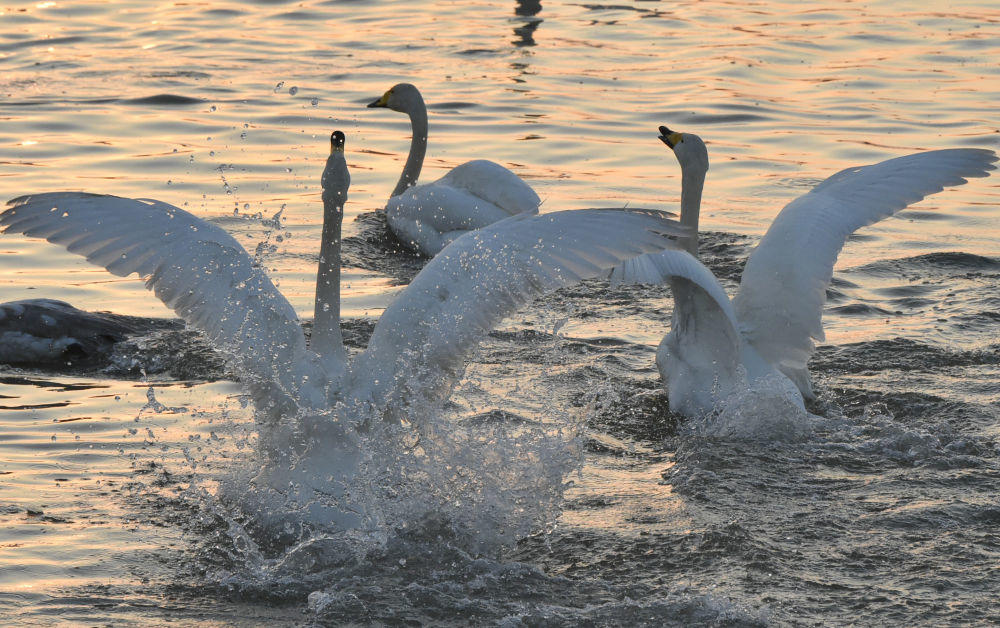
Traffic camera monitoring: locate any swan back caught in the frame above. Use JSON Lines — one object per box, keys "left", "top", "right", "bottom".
{"left": 436, "top": 159, "right": 540, "bottom": 215}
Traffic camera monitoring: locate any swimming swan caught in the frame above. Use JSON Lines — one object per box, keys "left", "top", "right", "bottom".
{"left": 0, "top": 298, "right": 139, "bottom": 366}
{"left": 367, "top": 83, "right": 540, "bottom": 256}
{"left": 1, "top": 130, "right": 687, "bottom": 527}
{"left": 613, "top": 126, "right": 997, "bottom": 418}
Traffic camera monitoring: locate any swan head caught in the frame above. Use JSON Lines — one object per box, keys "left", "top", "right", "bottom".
{"left": 330, "top": 130, "right": 345, "bottom": 152}
{"left": 658, "top": 126, "right": 709, "bottom": 175}
{"left": 367, "top": 83, "right": 423, "bottom": 113}
{"left": 322, "top": 130, "right": 350, "bottom": 204}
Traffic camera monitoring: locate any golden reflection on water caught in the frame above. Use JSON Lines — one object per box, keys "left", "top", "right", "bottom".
{"left": 0, "top": 2, "right": 997, "bottom": 618}
{"left": 0, "top": 379, "right": 246, "bottom": 592}
{"left": 561, "top": 454, "right": 688, "bottom": 533}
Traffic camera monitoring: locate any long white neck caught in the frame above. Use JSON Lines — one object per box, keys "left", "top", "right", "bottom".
{"left": 391, "top": 96, "right": 428, "bottom": 197}
{"left": 313, "top": 153, "right": 348, "bottom": 369}
{"left": 679, "top": 166, "right": 706, "bottom": 257}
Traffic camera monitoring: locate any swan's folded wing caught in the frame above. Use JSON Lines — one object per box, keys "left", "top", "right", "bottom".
{"left": 733, "top": 148, "right": 997, "bottom": 388}
{"left": 437, "top": 159, "right": 540, "bottom": 215}
{"left": 609, "top": 249, "right": 737, "bottom": 323}
{"left": 349, "top": 208, "right": 687, "bottom": 413}
{"left": 1, "top": 192, "right": 326, "bottom": 412}
{"left": 609, "top": 248, "right": 742, "bottom": 377}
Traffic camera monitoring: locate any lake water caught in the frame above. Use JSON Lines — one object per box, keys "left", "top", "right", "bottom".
{"left": 1, "top": 0, "right": 999, "bottom": 624}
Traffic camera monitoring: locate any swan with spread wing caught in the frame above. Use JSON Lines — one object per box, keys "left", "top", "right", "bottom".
{"left": 1, "top": 130, "right": 687, "bottom": 526}
{"left": 367, "top": 83, "right": 540, "bottom": 256}
{"left": 613, "top": 126, "right": 997, "bottom": 419}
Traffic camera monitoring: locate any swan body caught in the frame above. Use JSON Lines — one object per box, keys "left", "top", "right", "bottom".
{"left": 1, "top": 130, "right": 687, "bottom": 528}
{"left": 0, "top": 298, "right": 139, "bottom": 365}
{"left": 614, "top": 127, "right": 997, "bottom": 418}
{"left": 368, "top": 83, "right": 540, "bottom": 256}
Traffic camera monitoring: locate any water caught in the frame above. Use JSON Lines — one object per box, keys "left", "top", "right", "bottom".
{"left": 1, "top": 0, "right": 999, "bottom": 624}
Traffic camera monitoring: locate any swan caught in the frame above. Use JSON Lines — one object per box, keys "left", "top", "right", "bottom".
{"left": 612, "top": 126, "right": 997, "bottom": 419}
{"left": 367, "top": 83, "right": 540, "bottom": 256}
{"left": 0, "top": 298, "right": 139, "bottom": 366}
{"left": 1, "top": 130, "right": 688, "bottom": 528}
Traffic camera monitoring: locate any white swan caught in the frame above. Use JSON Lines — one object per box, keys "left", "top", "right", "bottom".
{"left": 367, "top": 83, "right": 540, "bottom": 256}
{"left": 613, "top": 126, "right": 997, "bottom": 419}
{"left": 1, "top": 130, "right": 687, "bottom": 527}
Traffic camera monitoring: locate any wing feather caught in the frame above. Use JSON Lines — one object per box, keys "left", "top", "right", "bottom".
{"left": 437, "top": 159, "right": 540, "bottom": 216}
{"left": 734, "top": 148, "right": 997, "bottom": 383}
{"left": 348, "top": 208, "right": 688, "bottom": 414}
{"left": 1, "top": 192, "right": 328, "bottom": 414}
{"left": 608, "top": 247, "right": 741, "bottom": 370}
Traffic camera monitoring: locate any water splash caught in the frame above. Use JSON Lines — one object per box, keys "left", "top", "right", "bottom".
{"left": 681, "top": 371, "right": 817, "bottom": 442}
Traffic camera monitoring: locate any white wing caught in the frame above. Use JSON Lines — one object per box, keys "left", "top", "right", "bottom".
{"left": 1, "top": 192, "right": 329, "bottom": 414}
{"left": 610, "top": 249, "right": 737, "bottom": 323}
{"left": 347, "top": 208, "right": 688, "bottom": 414}
{"left": 609, "top": 248, "right": 741, "bottom": 377}
{"left": 734, "top": 148, "right": 997, "bottom": 386}
{"left": 387, "top": 160, "right": 540, "bottom": 255}
{"left": 436, "top": 159, "right": 540, "bottom": 216}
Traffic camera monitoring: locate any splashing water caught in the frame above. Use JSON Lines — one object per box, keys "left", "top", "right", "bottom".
{"left": 189, "top": 353, "right": 589, "bottom": 600}
{"left": 682, "top": 371, "right": 818, "bottom": 442}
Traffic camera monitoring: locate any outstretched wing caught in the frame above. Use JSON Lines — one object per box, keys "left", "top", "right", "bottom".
{"left": 1, "top": 192, "right": 328, "bottom": 414}
{"left": 734, "top": 148, "right": 997, "bottom": 393}
{"left": 348, "top": 208, "right": 688, "bottom": 415}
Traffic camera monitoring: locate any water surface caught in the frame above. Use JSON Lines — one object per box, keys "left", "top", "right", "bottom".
{"left": 1, "top": 1, "right": 999, "bottom": 624}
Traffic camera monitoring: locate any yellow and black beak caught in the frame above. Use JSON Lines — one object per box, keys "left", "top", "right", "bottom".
{"left": 658, "top": 125, "right": 683, "bottom": 149}
{"left": 367, "top": 91, "right": 390, "bottom": 108}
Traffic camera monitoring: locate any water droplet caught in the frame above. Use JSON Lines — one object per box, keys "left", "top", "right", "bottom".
{"left": 273, "top": 81, "right": 284, "bottom": 92}
{"left": 166, "top": 179, "right": 172, "bottom": 185}
{"left": 209, "top": 105, "right": 217, "bottom": 112}
{"left": 311, "top": 97, "right": 319, "bottom": 106}
{"left": 243, "top": 203, "right": 250, "bottom": 210}
{"left": 209, "top": 150, "right": 215, "bottom": 157}
{"left": 288, "top": 86, "right": 298, "bottom": 95}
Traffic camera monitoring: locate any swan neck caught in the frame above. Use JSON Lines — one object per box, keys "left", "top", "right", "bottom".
{"left": 679, "top": 167, "right": 706, "bottom": 257}
{"left": 391, "top": 99, "right": 428, "bottom": 197}
{"left": 313, "top": 188, "right": 347, "bottom": 367}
